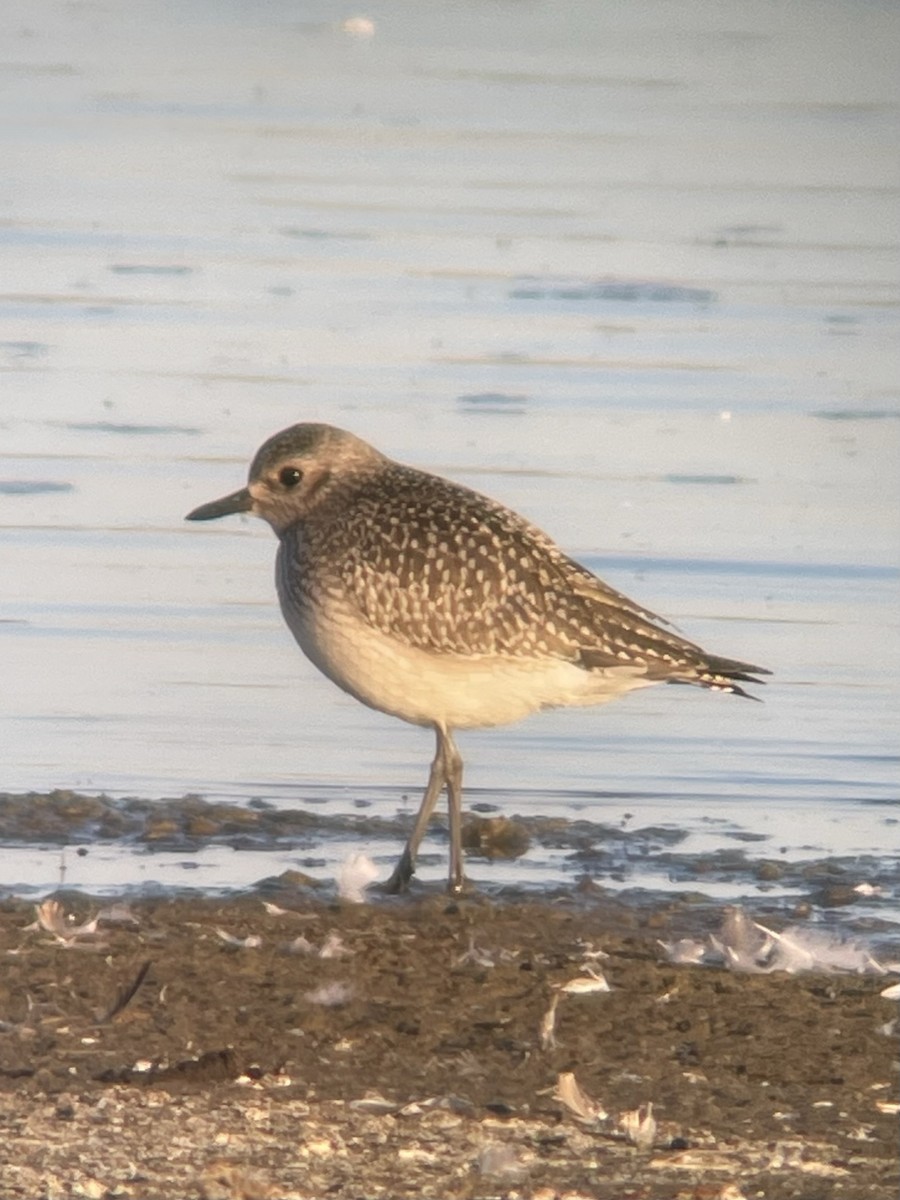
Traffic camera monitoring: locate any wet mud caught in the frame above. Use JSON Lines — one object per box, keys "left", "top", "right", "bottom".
{"left": 0, "top": 889, "right": 896, "bottom": 1199}
{"left": 2, "top": 791, "right": 897, "bottom": 947}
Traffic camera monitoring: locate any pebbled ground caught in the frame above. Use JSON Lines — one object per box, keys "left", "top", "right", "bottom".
{"left": 0, "top": 890, "right": 896, "bottom": 1199}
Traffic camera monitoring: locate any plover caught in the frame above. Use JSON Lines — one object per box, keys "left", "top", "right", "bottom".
{"left": 186, "top": 423, "right": 769, "bottom": 894}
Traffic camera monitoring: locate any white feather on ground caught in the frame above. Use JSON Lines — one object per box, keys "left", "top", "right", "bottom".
{"left": 336, "top": 852, "right": 380, "bottom": 903}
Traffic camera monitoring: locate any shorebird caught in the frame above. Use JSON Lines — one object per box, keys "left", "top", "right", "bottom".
{"left": 186, "top": 423, "right": 769, "bottom": 895}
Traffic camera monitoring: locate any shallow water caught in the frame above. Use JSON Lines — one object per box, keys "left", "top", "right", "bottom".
{"left": 2, "top": 1, "right": 898, "bottom": 929}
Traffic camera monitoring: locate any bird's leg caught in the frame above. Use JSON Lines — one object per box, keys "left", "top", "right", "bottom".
{"left": 384, "top": 726, "right": 447, "bottom": 893}
{"left": 441, "top": 729, "right": 465, "bottom": 896}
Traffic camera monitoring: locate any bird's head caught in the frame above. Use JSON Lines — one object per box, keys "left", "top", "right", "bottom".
{"left": 185, "top": 422, "right": 383, "bottom": 535}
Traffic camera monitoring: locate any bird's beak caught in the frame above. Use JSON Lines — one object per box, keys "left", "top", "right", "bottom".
{"left": 185, "top": 487, "right": 254, "bottom": 522}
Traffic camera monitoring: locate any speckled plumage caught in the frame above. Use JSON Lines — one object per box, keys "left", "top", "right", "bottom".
{"left": 187, "top": 422, "right": 770, "bottom": 894}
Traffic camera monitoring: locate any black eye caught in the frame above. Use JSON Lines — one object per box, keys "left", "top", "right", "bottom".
{"left": 278, "top": 466, "right": 303, "bottom": 489}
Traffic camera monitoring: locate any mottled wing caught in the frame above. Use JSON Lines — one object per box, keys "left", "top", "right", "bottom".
{"left": 333, "top": 466, "right": 768, "bottom": 695}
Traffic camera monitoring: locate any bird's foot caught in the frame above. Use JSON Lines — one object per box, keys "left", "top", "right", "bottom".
{"left": 383, "top": 850, "right": 414, "bottom": 894}
{"left": 447, "top": 874, "right": 466, "bottom": 898}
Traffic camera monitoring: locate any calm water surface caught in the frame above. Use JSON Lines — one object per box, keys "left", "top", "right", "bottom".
{"left": 1, "top": 1, "right": 898, "bottom": 927}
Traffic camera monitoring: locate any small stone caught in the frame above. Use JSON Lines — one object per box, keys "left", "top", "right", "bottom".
{"left": 813, "top": 885, "right": 859, "bottom": 907}
{"left": 754, "top": 861, "right": 783, "bottom": 882}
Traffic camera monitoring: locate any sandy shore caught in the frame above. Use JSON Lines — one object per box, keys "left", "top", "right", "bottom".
{"left": 0, "top": 890, "right": 895, "bottom": 1199}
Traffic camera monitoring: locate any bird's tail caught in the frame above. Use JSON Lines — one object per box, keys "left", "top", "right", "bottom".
{"left": 671, "top": 654, "right": 771, "bottom": 701}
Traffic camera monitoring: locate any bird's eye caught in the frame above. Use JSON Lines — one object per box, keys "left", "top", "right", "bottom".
{"left": 278, "top": 466, "right": 303, "bottom": 489}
